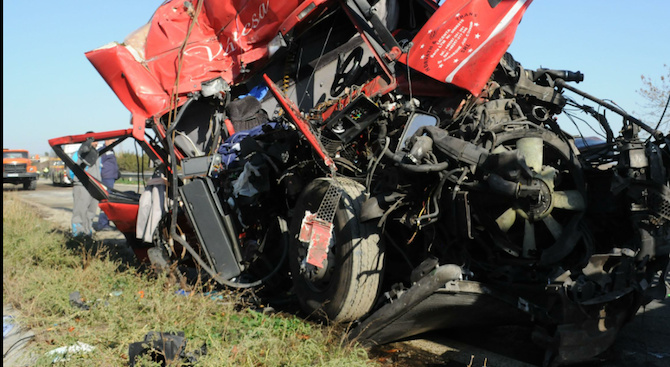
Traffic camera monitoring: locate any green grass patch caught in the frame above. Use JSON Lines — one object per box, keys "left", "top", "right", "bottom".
{"left": 115, "top": 178, "right": 146, "bottom": 186}
{"left": 2, "top": 193, "right": 375, "bottom": 366}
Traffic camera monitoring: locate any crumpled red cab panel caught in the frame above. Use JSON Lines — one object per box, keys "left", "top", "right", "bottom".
{"left": 85, "top": 0, "right": 322, "bottom": 122}
{"left": 86, "top": 0, "right": 532, "bottom": 122}
{"left": 405, "top": 0, "right": 532, "bottom": 96}
{"left": 85, "top": 45, "right": 169, "bottom": 123}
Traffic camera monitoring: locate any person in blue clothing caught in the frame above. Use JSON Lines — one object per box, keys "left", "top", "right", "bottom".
{"left": 96, "top": 139, "right": 121, "bottom": 231}
{"left": 69, "top": 137, "right": 101, "bottom": 236}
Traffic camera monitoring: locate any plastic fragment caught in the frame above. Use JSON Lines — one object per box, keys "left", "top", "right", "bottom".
{"left": 175, "top": 289, "right": 191, "bottom": 296}
{"left": 3, "top": 316, "right": 15, "bottom": 338}
{"left": 46, "top": 341, "right": 96, "bottom": 363}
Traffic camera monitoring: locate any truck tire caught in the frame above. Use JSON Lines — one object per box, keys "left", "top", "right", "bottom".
{"left": 289, "top": 178, "right": 384, "bottom": 322}
{"left": 24, "top": 180, "right": 37, "bottom": 190}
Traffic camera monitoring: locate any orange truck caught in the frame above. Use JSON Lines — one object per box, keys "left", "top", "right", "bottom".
{"left": 3, "top": 149, "right": 39, "bottom": 190}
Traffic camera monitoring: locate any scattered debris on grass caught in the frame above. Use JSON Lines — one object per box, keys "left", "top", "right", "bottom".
{"left": 45, "top": 342, "right": 95, "bottom": 363}
{"left": 3, "top": 194, "right": 375, "bottom": 366}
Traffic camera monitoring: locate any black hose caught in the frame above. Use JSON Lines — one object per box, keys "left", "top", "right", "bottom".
{"left": 3, "top": 335, "right": 36, "bottom": 359}
{"left": 416, "top": 180, "right": 444, "bottom": 223}
{"left": 382, "top": 148, "right": 451, "bottom": 172}
{"left": 654, "top": 93, "right": 670, "bottom": 131}
{"left": 377, "top": 121, "right": 451, "bottom": 173}
{"left": 417, "top": 168, "right": 463, "bottom": 225}
{"left": 647, "top": 93, "right": 670, "bottom": 144}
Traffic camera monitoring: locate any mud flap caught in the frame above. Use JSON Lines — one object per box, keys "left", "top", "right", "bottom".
{"left": 349, "top": 265, "right": 531, "bottom": 346}
{"left": 298, "top": 211, "right": 333, "bottom": 268}
{"left": 298, "top": 182, "right": 343, "bottom": 269}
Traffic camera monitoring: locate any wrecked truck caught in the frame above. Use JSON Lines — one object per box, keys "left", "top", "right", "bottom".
{"left": 49, "top": 0, "right": 669, "bottom": 365}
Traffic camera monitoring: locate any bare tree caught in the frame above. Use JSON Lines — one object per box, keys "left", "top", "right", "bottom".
{"left": 637, "top": 64, "right": 670, "bottom": 132}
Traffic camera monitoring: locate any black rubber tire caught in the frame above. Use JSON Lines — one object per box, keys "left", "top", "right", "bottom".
{"left": 24, "top": 180, "right": 37, "bottom": 190}
{"left": 289, "top": 178, "right": 384, "bottom": 322}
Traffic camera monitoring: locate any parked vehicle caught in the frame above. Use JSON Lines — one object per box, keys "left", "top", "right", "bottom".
{"left": 50, "top": 1, "right": 669, "bottom": 366}
{"left": 50, "top": 144, "right": 80, "bottom": 186}
{"left": 3, "top": 149, "right": 39, "bottom": 190}
{"left": 50, "top": 160, "right": 70, "bottom": 186}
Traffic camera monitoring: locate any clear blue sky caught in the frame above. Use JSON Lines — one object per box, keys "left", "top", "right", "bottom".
{"left": 3, "top": 1, "right": 669, "bottom": 156}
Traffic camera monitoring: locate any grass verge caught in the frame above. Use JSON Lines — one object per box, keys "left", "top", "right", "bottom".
{"left": 2, "top": 193, "right": 375, "bottom": 366}
{"left": 115, "top": 178, "right": 145, "bottom": 186}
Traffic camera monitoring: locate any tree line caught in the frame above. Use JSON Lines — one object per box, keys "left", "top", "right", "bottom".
{"left": 116, "top": 151, "right": 152, "bottom": 172}
{"left": 638, "top": 64, "right": 669, "bottom": 132}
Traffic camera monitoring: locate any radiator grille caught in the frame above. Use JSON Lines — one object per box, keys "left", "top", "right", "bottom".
{"left": 4, "top": 164, "right": 27, "bottom": 174}
{"left": 648, "top": 187, "right": 670, "bottom": 223}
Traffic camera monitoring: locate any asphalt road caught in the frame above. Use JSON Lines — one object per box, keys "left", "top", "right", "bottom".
{"left": 3, "top": 178, "right": 141, "bottom": 230}
{"left": 5, "top": 179, "right": 670, "bottom": 367}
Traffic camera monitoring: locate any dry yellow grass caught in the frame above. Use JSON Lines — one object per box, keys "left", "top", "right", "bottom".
{"left": 3, "top": 193, "right": 375, "bottom": 366}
